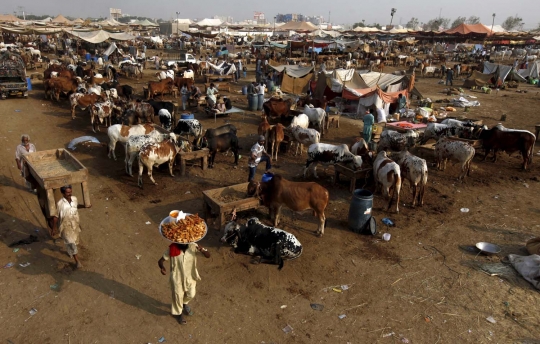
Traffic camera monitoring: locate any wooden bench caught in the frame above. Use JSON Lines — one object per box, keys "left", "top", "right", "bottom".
{"left": 205, "top": 74, "right": 234, "bottom": 84}
{"left": 178, "top": 148, "right": 209, "bottom": 176}
{"left": 334, "top": 164, "right": 372, "bottom": 193}
{"left": 204, "top": 83, "right": 231, "bottom": 93}
{"left": 325, "top": 114, "right": 340, "bottom": 130}
{"left": 202, "top": 183, "right": 260, "bottom": 229}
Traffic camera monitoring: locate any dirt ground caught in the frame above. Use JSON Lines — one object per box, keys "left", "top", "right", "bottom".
{"left": 1, "top": 54, "right": 540, "bottom": 344}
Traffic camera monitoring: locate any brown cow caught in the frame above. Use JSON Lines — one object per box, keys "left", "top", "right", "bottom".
{"left": 44, "top": 64, "right": 65, "bottom": 80}
{"left": 127, "top": 101, "right": 155, "bottom": 123}
{"left": 147, "top": 78, "right": 173, "bottom": 100}
{"left": 49, "top": 77, "right": 79, "bottom": 101}
{"left": 478, "top": 124, "right": 536, "bottom": 170}
{"left": 257, "top": 114, "right": 272, "bottom": 150}
{"left": 173, "top": 77, "right": 194, "bottom": 89}
{"left": 268, "top": 124, "right": 284, "bottom": 161}
{"left": 247, "top": 174, "right": 329, "bottom": 236}
{"left": 69, "top": 93, "right": 102, "bottom": 119}
{"left": 262, "top": 98, "right": 294, "bottom": 119}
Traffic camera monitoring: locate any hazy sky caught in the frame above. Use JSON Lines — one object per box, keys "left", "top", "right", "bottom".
{"left": 7, "top": 0, "right": 540, "bottom": 28}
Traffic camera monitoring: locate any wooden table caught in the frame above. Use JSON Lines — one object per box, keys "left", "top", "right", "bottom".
{"left": 22, "top": 149, "right": 91, "bottom": 217}
{"left": 179, "top": 149, "right": 209, "bottom": 176}
{"left": 202, "top": 183, "right": 260, "bottom": 229}
{"left": 334, "top": 164, "right": 372, "bottom": 193}
{"left": 205, "top": 74, "right": 234, "bottom": 84}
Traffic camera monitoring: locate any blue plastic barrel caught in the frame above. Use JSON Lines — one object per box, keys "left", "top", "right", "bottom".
{"left": 26, "top": 77, "right": 32, "bottom": 91}
{"left": 261, "top": 173, "right": 273, "bottom": 183}
{"left": 242, "top": 85, "right": 248, "bottom": 95}
{"left": 85, "top": 53, "right": 91, "bottom": 61}
{"left": 248, "top": 94, "right": 258, "bottom": 111}
{"left": 257, "top": 94, "right": 264, "bottom": 111}
{"left": 348, "top": 189, "right": 375, "bottom": 234}
{"left": 180, "top": 113, "right": 194, "bottom": 120}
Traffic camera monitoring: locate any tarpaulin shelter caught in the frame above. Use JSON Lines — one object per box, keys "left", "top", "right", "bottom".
{"left": 0, "top": 14, "right": 20, "bottom": 23}
{"left": 445, "top": 23, "right": 492, "bottom": 36}
{"left": 313, "top": 69, "right": 366, "bottom": 101}
{"left": 483, "top": 61, "right": 526, "bottom": 83}
{"left": 51, "top": 14, "right": 72, "bottom": 25}
{"left": 281, "top": 72, "right": 313, "bottom": 94}
{"left": 268, "top": 64, "right": 313, "bottom": 78}
{"left": 65, "top": 30, "right": 136, "bottom": 44}
{"left": 462, "top": 70, "right": 498, "bottom": 88}
{"left": 518, "top": 61, "right": 540, "bottom": 79}
{"left": 194, "top": 18, "right": 223, "bottom": 27}
{"left": 277, "top": 21, "right": 317, "bottom": 32}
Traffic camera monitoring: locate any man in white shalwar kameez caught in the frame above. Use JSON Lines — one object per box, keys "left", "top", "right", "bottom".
{"left": 158, "top": 243, "right": 210, "bottom": 325}
{"left": 52, "top": 185, "right": 86, "bottom": 268}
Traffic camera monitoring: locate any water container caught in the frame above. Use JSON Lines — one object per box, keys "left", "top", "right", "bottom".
{"left": 85, "top": 53, "right": 91, "bottom": 61}
{"left": 180, "top": 113, "right": 194, "bottom": 120}
{"left": 26, "top": 77, "right": 32, "bottom": 91}
{"left": 242, "top": 85, "right": 248, "bottom": 95}
{"left": 257, "top": 94, "right": 264, "bottom": 111}
{"left": 248, "top": 94, "right": 258, "bottom": 111}
{"left": 348, "top": 189, "right": 375, "bottom": 234}
{"left": 261, "top": 173, "right": 273, "bottom": 183}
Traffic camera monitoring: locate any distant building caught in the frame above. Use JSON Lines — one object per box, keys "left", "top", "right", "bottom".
{"left": 276, "top": 13, "right": 305, "bottom": 23}
{"left": 159, "top": 19, "right": 191, "bottom": 35}
{"left": 213, "top": 15, "right": 233, "bottom": 23}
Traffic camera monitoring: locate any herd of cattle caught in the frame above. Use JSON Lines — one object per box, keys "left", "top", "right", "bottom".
{"left": 35, "top": 58, "right": 538, "bottom": 269}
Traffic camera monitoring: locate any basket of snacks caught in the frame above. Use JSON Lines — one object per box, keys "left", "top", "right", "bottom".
{"left": 159, "top": 210, "right": 208, "bottom": 243}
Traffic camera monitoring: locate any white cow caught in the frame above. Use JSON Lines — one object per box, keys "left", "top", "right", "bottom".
{"left": 304, "top": 143, "right": 362, "bottom": 178}
{"left": 107, "top": 123, "right": 156, "bottom": 160}
{"left": 289, "top": 114, "right": 309, "bottom": 129}
{"left": 303, "top": 105, "right": 326, "bottom": 136}
{"left": 373, "top": 151, "right": 402, "bottom": 213}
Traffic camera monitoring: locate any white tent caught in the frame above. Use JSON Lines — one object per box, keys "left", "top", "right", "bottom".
{"left": 518, "top": 61, "right": 540, "bottom": 79}
{"left": 103, "top": 42, "right": 118, "bottom": 56}
{"left": 483, "top": 61, "right": 526, "bottom": 82}
{"left": 195, "top": 18, "right": 223, "bottom": 27}
{"left": 66, "top": 30, "right": 135, "bottom": 44}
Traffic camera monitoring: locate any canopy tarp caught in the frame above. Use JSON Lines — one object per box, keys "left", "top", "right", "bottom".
{"left": 65, "top": 29, "right": 135, "bottom": 43}
{"left": 518, "top": 61, "right": 540, "bottom": 79}
{"left": 195, "top": 18, "right": 223, "bottom": 27}
{"left": 270, "top": 42, "right": 287, "bottom": 49}
{"left": 72, "top": 18, "right": 84, "bottom": 24}
{"left": 483, "top": 61, "right": 526, "bottom": 83}
{"left": 0, "top": 26, "right": 64, "bottom": 35}
{"left": 445, "top": 23, "right": 492, "bottom": 36}
{"left": 281, "top": 72, "right": 313, "bottom": 94}
{"left": 97, "top": 18, "right": 124, "bottom": 27}
{"left": 0, "top": 14, "right": 20, "bottom": 23}
{"left": 103, "top": 42, "right": 118, "bottom": 56}
{"left": 313, "top": 69, "right": 366, "bottom": 101}
{"left": 131, "top": 19, "right": 158, "bottom": 27}
{"left": 278, "top": 21, "right": 317, "bottom": 32}
{"left": 463, "top": 70, "right": 497, "bottom": 88}
{"left": 51, "top": 14, "right": 72, "bottom": 25}
{"left": 269, "top": 64, "right": 313, "bottom": 78}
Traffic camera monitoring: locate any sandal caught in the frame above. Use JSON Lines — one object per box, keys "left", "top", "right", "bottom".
{"left": 176, "top": 314, "right": 187, "bottom": 325}
{"left": 183, "top": 305, "right": 194, "bottom": 316}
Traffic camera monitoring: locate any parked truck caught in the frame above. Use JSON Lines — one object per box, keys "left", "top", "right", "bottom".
{"left": 0, "top": 51, "right": 28, "bottom": 99}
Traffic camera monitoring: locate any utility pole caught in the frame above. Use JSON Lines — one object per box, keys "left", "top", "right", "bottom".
{"left": 491, "top": 13, "right": 496, "bottom": 34}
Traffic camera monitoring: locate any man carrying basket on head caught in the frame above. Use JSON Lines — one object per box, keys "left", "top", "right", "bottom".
{"left": 158, "top": 242, "right": 210, "bottom": 325}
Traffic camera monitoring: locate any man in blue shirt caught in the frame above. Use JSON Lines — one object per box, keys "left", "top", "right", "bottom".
{"left": 363, "top": 109, "right": 375, "bottom": 143}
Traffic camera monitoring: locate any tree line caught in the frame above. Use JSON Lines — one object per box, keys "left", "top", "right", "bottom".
{"left": 354, "top": 15, "right": 534, "bottom": 31}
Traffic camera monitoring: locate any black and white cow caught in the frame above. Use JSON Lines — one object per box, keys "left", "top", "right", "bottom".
{"left": 158, "top": 109, "right": 172, "bottom": 130}
{"left": 421, "top": 122, "right": 472, "bottom": 144}
{"left": 377, "top": 130, "right": 419, "bottom": 152}
{"left": 173, "top": 119, "right": 203, "bottom": 140}
{"left": 147, "top": 99, "right": 175, "bottom": 119}
{"left": 221, "top": 217, "right": 303, "bottom": 270}
{"left": 304, "top": 143, "right": 363, "bottom": 178}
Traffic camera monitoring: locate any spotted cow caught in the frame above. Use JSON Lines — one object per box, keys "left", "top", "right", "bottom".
{"left": 391, "top": 150, "right": 428, "bottom": 207}
{"left": 221, "top": 217, "right": 303, "bottom": 270}
{"left": 434, "top": 137, "right": 475, "bottom": 180}
{"left": 173, "top": 119, "right": 203, "bottom": 140}
{"left": 125, "top": 131, "right": 176, "bottom": 176}
{"left": 107, "top": 123, "right": 155, "bottom": 160}
{"left": 377, "top": 130, "right": 419, "bottom": 152}
{"left": 304, "top": 143, "right": 363, "bottom": 178}
{"left": 421, "top": 122, "right": 473, "bottom": 144}
{"left": 287, "top": 125, "right": 320, "bottom": 156}
{"left": 137, "top": 139, "right": 189, "bottom": 188}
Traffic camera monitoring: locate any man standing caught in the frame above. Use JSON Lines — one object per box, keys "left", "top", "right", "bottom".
{"left": 52, "top": 185, "right": 87, "bottom": 269}
{"left": 206, "top": 83, "right": 218, "bottom": 108}
{"left": 15, "top": 134, "right": 36, "bottom": 191}
{"left": 158, "top": 243, "right": 210, "bottom": 325}
{"left": 180, "top": 83, "right": 190, "bottom": 111}
{"left": 446, "top": 68, "right": 454, "bottom": 86}
{"left": 363, "top": 109, "right": 375, "bottom": 143}
{"left": 248, "top": 136, "right": 272, "bottom": 182}
{"left": 397, "top": 93, "right": 407, "bottom": 113}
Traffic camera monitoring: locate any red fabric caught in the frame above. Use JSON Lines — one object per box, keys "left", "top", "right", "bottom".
{"left": 169, "top": 243, "right": 183, "bottom": 257}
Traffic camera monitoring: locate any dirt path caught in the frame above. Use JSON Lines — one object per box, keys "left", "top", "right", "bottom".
{"left": 1, "top": 59, "right": 540, "bottom": 343}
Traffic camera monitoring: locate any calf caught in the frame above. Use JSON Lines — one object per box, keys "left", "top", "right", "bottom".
{"left": 303, "top": 105, "right": 326, "bottom": 136}
{"left": 90, "top": 100, "right": 116, "bottom": 133}
{"left": 203, "top": 124, "right": 238, "bottom": 138}
{"left": 373, "top": 151, "right": 402, "bottom": 213}
{"left": 221, "top": 217, "right": 303, "bottom": 270}
{"left": 268, "top": 124, "right": 285, "bottom": 161}
{"left": 107, "top": 123, "right": 155, "bottom": 160}
{"left": 173, "top": 119, "right": 203, "bottom": 140}
{"left": 434, "top": 137, "right": 475, "bottom": 179}
{"left": 378, "top": 130, "right": 419, "bottom": 152}
{"left": 147, "top": 78, "right": 173, "bottom": 100}
{"left": 304, "top": 143, "right": 363, "bottom": 178}
{"left": 137, "top": 139, "right": 183, "bottom": 187}
{"left": 125, "top": 131, "right": 176, "bottom": 176}
{"left": 69, "top": 92, "right": 101, "bottom": 119}
{"left": 257, "top": 115, "right": 272, "bottom": 150}
{"left": 392, "top": 150, "right": 428, "bottom": 207}
{"left": 247, "top": 174, "right": 329, "bottom": 236}
{"left": 203, "top": 132, "right": 239, "bottom": 168}
{"left": 263, "top": 98, "right": 294, "bottom": 119}
{"left": 289, "top": 114, "right": 309, "bottom": 129}
{"left": 287, "top": 125, "right": 320, "bottom": 156}
{"left": 478, "top": 124, "right": 536, "bottom": 170}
